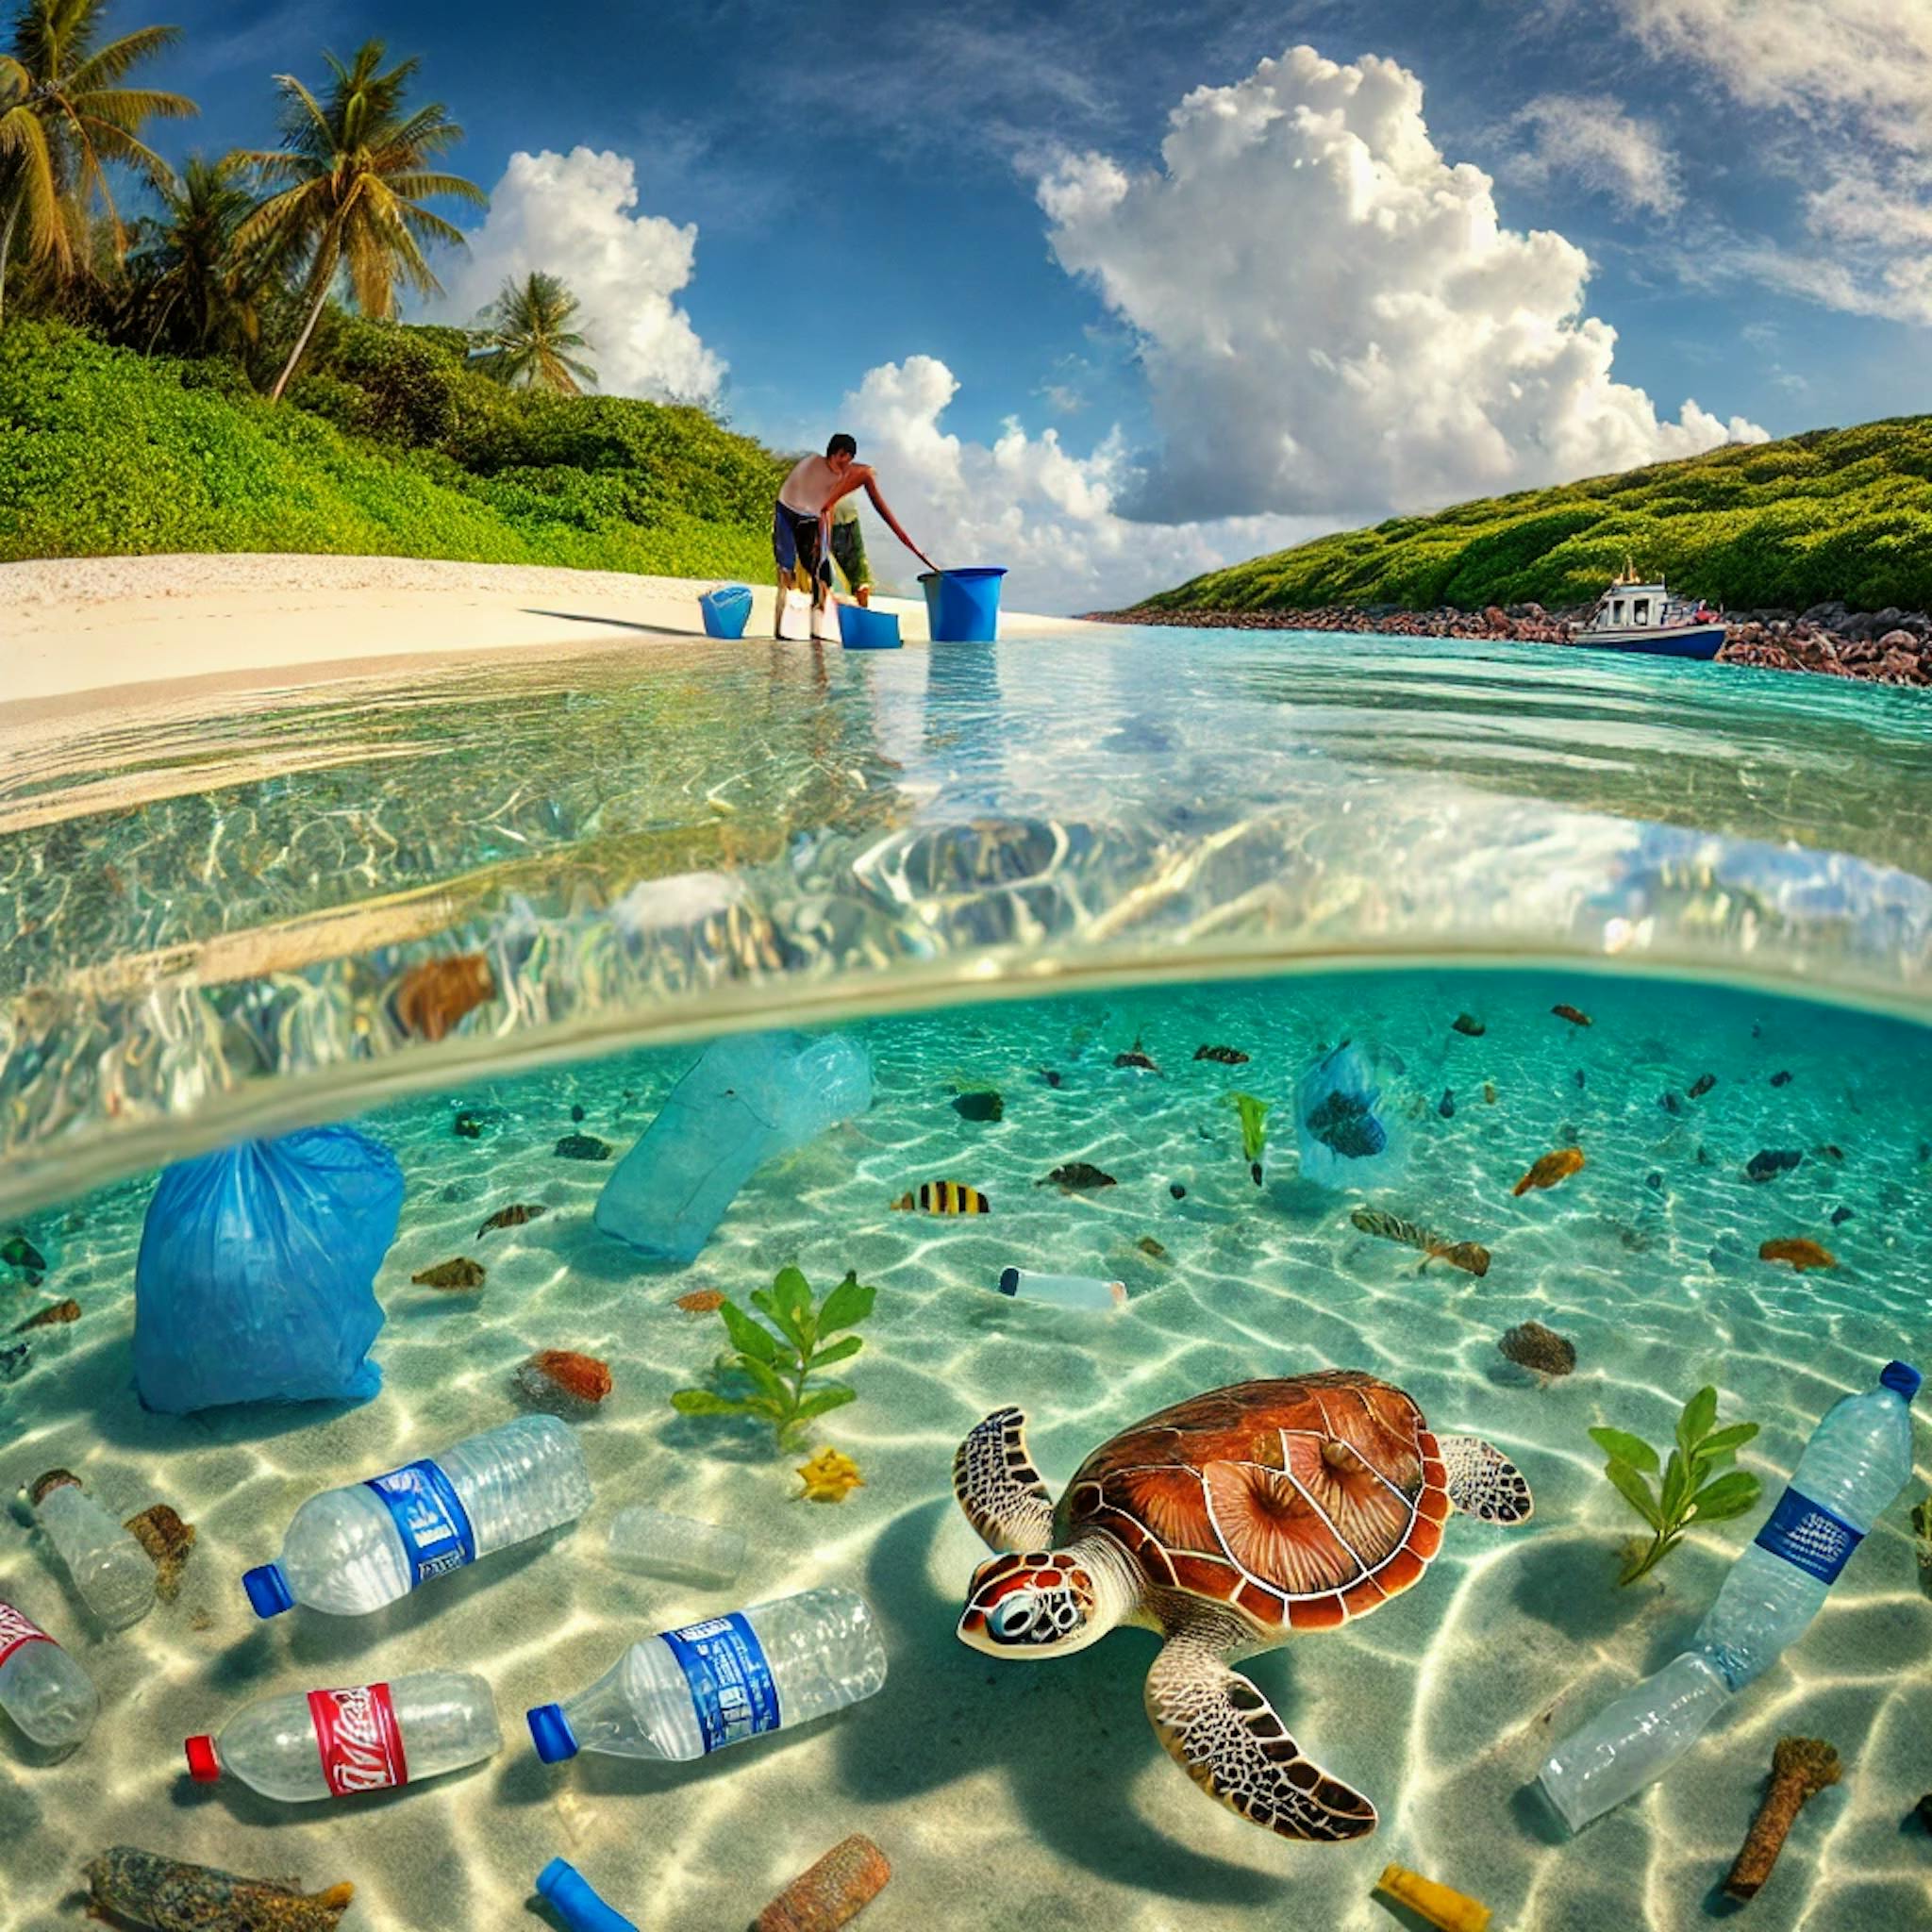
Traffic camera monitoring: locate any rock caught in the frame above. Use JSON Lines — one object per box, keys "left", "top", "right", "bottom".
{"left": 1498, "top": 1321, "right": 1576, "bottom": 1377}
{"left": 554, "top": 1133, "right": 612, "bottom": 1160}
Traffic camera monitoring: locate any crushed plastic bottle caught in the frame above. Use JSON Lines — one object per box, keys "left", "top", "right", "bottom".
{"left": 996, "top": 1267, "right": 1126, "bottom": 1312}
{"left": 185, "top": 1670, "right": 500, "bottom": 1801}
{"left": 606, "top": 1506, "right": 745, "bottom": 1589}
{"left": 0, "top": 1599, "right": 98, "bottom": 1750}
{"left": 30, "top": 1473, "right": 155, "bottom": 1630}
{"left": 242, "top": 1414, "right": 591, "bottom": 1619}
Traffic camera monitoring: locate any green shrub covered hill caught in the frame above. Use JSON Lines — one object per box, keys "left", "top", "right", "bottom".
{"left": 1137, "top": 419, "right": 1932, "bottom": 618}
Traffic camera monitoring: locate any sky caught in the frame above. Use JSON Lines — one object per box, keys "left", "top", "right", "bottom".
{"left": 142, "top": 0, "right": 1932, "bottom": 610}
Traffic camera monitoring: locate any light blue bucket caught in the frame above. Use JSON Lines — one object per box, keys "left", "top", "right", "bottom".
{"left": 838, "top": 603, "right": 902, "bottom": 650}
{"left": 698, "top": 583, "right": 754, "bottom": 640}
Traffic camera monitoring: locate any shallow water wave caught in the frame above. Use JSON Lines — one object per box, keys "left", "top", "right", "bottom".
{"left": 2, "top": 630, "right": 1927, "bottom": 1212}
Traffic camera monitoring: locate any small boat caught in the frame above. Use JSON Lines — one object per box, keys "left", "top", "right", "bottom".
{"left": 1574, "top": 563, "right": 1726, "bottom": 660}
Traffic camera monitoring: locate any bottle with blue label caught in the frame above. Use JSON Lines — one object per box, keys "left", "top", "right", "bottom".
{"left": 242, "top": 1415, "right": 592, "bottom": 1619}
{"left": 526, "top": 1588, "right": 885, "bottom": 1764}
{"left": 1541, "top": 1359, "right": 1920, "bottom": 1831}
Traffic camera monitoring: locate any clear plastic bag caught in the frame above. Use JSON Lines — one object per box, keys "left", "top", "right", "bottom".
{"left": 1293, "top": 1041, "right": 1406, "bottom": 1189}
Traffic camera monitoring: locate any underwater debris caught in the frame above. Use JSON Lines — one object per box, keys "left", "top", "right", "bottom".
{"left": 12, "top": 1298, "right": 78, "bottom": 1333}
{"left": 1374, "top": 1863, "right": 1490, "bottom": 1932}
{"left": 1438, "top": 1090, "right": 1456, "bottom": 1118}
{"left": 1759, "top": 1238, "right": 1836, "bottom": 1272}
{"left": 390, "top": 952, "right": 495, "bottom": 1043}
{"left": 1771, "top": 1070, "right": 1793, "bottom": 1087}
{"left": 1551, "top": 1005, "right": 1592, "bottom": 1027}
{"left": 892, "top": 1182, "right": 991, "bottom": 1214}
{"left": 1038, "top": 1162, "right": 1117, "bottom": 1192}
{"left": 518, "top": 1351, "right": 613, "bottom": 1414}
{"left": 1482, "top": 1081, "right": 1498, "bottom": 1105}
{"left": 1745, "top": 1149, "right": 1804, "bottom": 1183}
{"left": 478, "top": 1203, "right": 549, "bottom": 1238}
{"left": 1511, "top": 1149, "right": 1585, "bottom": 1197}
{"left": 1136, "top": 1236, "right": 1168, "bottom": 1259}
{"left": 123, "top": 1505, "right": 196, "bottom": 1600}
{"left": 452, "top": 1111, "right": 486, "bottom": 1140}
{"left": 795, "top": 1446, "right": 866, "bottom": 1505}
{"left": 412, "top": 1257, "right": 485, "bottom": 1291}
{"left": 1, "top": 1233, "right": 46, "bottom": 1273}
{"left": 555, "top": 1133, "right": 612, "bottom": 1160}
{"left": 675, "top": 1288, "right": 726, "bottom": 1314}
{"left": 756, "top": 1832, "right": 891, "bottom": 1932}
{"left": 84, "top": 1847, "right": 354, "bottom": 1931}
{"left": 1724, "top": 1738, "right": 1841, "bottom": 1902}
{"left": 1497, "top": 1322, "right": 1575, "bottom": 1377}
{"left": 1350, "top": 1208, "right": 1490, "bottom": 1276}
{"left": 0, "top": 1341, "right": 27, "bottom": 1380}
{"left": 1450, "top": 1013, "right": 1486, "bottom": 1037}
{"left": 1689, "top": 1074, "right": 1716, "bottom": 1098}
{"left": 1193, "top": 1044, "right": 1250, "bottom": 1064}
{"left": 951, "top": 1091, "right": 1004, "bottom": 1123}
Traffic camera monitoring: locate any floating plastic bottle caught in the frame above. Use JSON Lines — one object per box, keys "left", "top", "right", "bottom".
{"left": 996, "top": 1267, "right": 1126, "bottom": 1312}
{"left": 185, "top": 1670, "right": 500, "bottom": 1801}
{"left": 30, "top": 1474, "right": 155, "bottom": 1630}
{"left": 1540, "top": 1359, "right": 1921, "bottom": 1832}
{"left": 606, "top": 1506, "right": 745, "bottom": 1589}
{"left": 527, "top": 1588, "right": 886, "bottom": 1764}
{"left": 594, "top": 1033, "right": 873, "bottom": 1264}
{"left": 536, "top": 1860, "right": 640, "bottom": 1932}
{"left": 242, "top": 1415, "right": 592, "bottom": 1619}
{"left": 0, "top": 1599, "right": 97, "bottom": 1750}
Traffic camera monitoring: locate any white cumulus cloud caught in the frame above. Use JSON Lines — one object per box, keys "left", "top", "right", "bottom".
{"left": 436, "top": 148, "right": 724, "bottom": 403}
{"left": 1037, "top": 44, "right": 1764, "bottom": 523}
{"left": 1505, "top": 93, "right": 1683, "bottom": 214}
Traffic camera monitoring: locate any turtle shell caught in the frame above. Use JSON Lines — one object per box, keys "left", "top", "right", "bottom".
{"left": 1058, "top": 1372, "right": 1449, "bottom": 1634}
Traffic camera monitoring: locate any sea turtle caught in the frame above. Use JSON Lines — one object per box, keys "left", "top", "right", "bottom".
{"left": 952, "top": 1371, "right": 1532, "bottom": 1842}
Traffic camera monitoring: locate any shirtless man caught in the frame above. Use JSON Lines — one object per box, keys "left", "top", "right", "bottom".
{"left": 772, "top": 434, "right": 933, "bottom": 637}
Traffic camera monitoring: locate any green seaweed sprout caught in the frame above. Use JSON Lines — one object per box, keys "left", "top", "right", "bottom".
{"left": 1224, "top": 1091, "right": 1270, "bottom": 1185}
{"left": 672, "top": 1265, "right": 875, "bottom": 1449}
{"left": 1590, "top": 1387, "right": 1762, "bottom": 1586}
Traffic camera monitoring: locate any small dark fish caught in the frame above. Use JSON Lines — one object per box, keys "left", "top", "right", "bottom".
{"left": 1136, "top": 1236, "right": 1168, "bottom": 1258}
{"left": 0, "top": 1341, "right": 28, "bottom": 1381}
{"left": 1770, "top": 1070, "right": 1793, "bottom": 1087}
{"left": 1169, "top": 1182, "right": 1187, "bottom": 1200}
{"left": 1817, "top": 1143, "right": 1844, "bottom": 1163}
{"left": 1038, "top": 1162, "right": 1117, "bottom": 1191}
{"left": 0, "top": 1233, "right": 45, "bottom": 1273}
{"left": 1250, "top": 1161, "right": 1264, "bottom": 1188}
{"left": 1574, "top": 1070, "right": 1587, "bottom": 1090}
{"left": 1688, "top": 1074, "right": 1716, "bottom": 1099}
{"left": 1438, "top": 1090, "right": 1456, "bottom": 1119}
{"left": 1745, "top": 1148, "right": 1803, "bottom": 1183}
{"left": 1450, "top": 1013, "right": 1486, "bottom": 1037}
{"left": 555, "top": 1133, "right": 612, "bottom": 1160}
{"left": 571, "top": 1104, "right": 586, "bottom": 1123}
{"left": 1193, "top": 1045, "right": 1250, "bottom": 1064}
{"left": 1041, "top": 1069, "right": 1062, "bottom": 1089}
{"left": 85, "top": 1846, "right": 354, "bottom": 1932}
{"left": 1551, "top": 1005, "right": 1592, "bottom": 1027}
{"left": 1350, "top": 1208, "right": 1491, "bottom": 1276}
{"left": 892, "top": 1181, "right": 991, "bottom": 1214}
{"left": 952, "top": 1091, "right": 1004, "bottom": 1123}
{"left": 1645, "top": 1171, "right": 1664, "bottom": 1191}
{"left": 478, "top": 1203, "right": 548, "bottom": 1238}
{"left": 1304, "top": 1091, "right": 1388, "bottom": 1161}
{"left": 1114, "top": 1050, "right": 1159, "bottom": 1073}
{"left": 1660, "top": 1091, "right": 1683, "bottom": 1115}
{"left": 412, "top": 1257, "right": 485, "bottom": 1291}
{"left": 12, "top": 1298, "right": 78, "bottom": 1334}
{"left": 1830, "top": 1206, "right": 1853, "bottom": 1226}
{"left": 452, "top": 1111, "right": 485, "bottom": 1140}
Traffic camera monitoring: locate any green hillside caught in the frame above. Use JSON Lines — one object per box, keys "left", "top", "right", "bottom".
{"left": 1141, "top": 419, "right": 1932, "bottom": 617}
{"left": 0, "top": 319, "right": 785, "bottom": 579}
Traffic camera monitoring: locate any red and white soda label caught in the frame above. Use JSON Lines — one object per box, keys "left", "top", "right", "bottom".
{"left": 307, "top": 1682, "right": 409, "bottom": 1797}
{"left": 0, "top": 1600, "right": 52, "bottom": 1669}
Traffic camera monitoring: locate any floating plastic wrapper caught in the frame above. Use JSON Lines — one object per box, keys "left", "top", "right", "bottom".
{"left": 133, "top": 1125, "right": 403, "bottom": 1412}
{"left": 1292, "top": 1041, "right": 1406, "bottom": 1189}
{"left": 594, "top": 1032, "right": 873, "bottom": 1264}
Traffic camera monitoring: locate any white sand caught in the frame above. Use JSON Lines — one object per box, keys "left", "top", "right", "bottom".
{"left": 1, "top": 554, "right": 1092, "bottom": 709}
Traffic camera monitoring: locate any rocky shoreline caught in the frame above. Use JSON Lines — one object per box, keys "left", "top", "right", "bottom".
{"left": 1084, "top": 599, "right": 1932, "bottom": 688}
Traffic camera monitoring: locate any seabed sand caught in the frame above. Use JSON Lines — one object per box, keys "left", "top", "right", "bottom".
{"left": 2, "top": 969, "right": 1928, "bottom": 1932}
{"left": 0, "top": 554, "right": 1094, "bottom": 709}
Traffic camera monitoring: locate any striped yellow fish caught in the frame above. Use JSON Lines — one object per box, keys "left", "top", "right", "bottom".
{"left": 891, "top": 1181, "right": 991, "bottom": 1215}
{"left": 1350, "top": 1207, "right": 1491, "bottom": 1277}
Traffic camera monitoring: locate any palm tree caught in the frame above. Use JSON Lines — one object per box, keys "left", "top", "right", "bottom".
{"left": 474, "top": 269, "right": 594, "bottom": 393}
{"left": 133, "top": 149, "right": 264, "bottom": 355}
{"left": 236, "top": 40, "right": 485, "bottom": 402}
{"left": 0, "top": 0, "right": 196, "bottom": 326}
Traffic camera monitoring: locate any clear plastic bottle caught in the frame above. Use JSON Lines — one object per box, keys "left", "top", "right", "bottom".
{"left": 996, "top": 1267, "right": 1126, "bottom": 1312}
{"left": 185, "top": 1669, "right": 500, "bottom": 1801}
{"left": 526, "top": 1588, "right": 886, "bottom": 1764}
{"left": 242, "top": 1415, "right": 592, "bottom": 1619}
{"left": 0, "top": 1599, "right": 98, "bottom": 1750}
{"left": 606, "top": 1506, "right": 745, "bottom": 1589}
{"left": 1541, "top": 1360, "right": 1921, "bottom": 1832}
{"left": 30, "top": 1474, "right": 156, "bottom": 1631}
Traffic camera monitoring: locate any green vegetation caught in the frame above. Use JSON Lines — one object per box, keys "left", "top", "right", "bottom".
{"left": 672, "top": 1266, "right": 877, "bottom": 1450}
{"left": 1590, "top": 1388, "right": 1762, "bottom": 1587}
{"left": 475, "top": 270, "right": 595, "bottom": 394}
{"left": 1144, "top": 421, "right": 1932, "bottom": 617}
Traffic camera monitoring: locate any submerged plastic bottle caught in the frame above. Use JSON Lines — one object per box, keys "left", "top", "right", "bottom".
{"left": 526, "top": 1588, "right": 886, "bottom": 1764}
{"left": 1541, "top": 1360, "right": 1921, "bottom": 1831}
{"left": 996, "top": 1267, "right": 1126, "bottom": 1312}
{"left": 185, "top": 1670, "right": 500, "bottom": 1801}
{"left": 0, "top": 1599, "right": 98, "bottom": 1749}
{"left": 242, "top": 1415, "right": 592, "bottom": 1619}
{"left": 606, "top": 1506, "right": 746, "bottom": 1589}
{"left": 30, "top": 1474, "right": 155, "bottom": 1630}
{"left": 535, "top": 1860, "right": 640, "bottom": 1932}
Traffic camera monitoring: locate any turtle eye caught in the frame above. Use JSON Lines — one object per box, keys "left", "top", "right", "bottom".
{"left": 991, "top": 1596, "right": 1037, "bottom": 1641}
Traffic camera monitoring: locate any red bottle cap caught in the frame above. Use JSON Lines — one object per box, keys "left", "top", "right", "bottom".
{"left": 184, "top": 1735, "right": 221, "bottom": 1782}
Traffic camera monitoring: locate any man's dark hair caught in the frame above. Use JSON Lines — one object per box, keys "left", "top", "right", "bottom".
{"left": 825, "top": 433, "right": 858, "bottom": 459}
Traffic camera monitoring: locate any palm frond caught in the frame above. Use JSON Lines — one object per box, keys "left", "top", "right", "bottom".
{"left": 64, "top": 23, "right": 183, "bottom": 92}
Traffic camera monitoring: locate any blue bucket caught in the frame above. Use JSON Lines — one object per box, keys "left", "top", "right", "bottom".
{"left": 919, "top": 568, "right": 1007, "bottom": 642}
{"left": 698, "top": 583, "right": 754, "bottom": 640}
{"left": 838, "top": 602, "right": 902, "bottom": 650}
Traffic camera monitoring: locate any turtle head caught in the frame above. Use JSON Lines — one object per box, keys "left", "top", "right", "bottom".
{"left": 958, "top": 1548, "right": 1102, "bottom": 1657}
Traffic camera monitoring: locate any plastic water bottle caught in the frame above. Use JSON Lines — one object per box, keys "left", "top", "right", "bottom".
{"left": 1541, "top": 1359, "right": 1920, "bottom": 1831}
{"left": 606, "top": 1506, "right": 745, "bottom": 1588}
{"left": 535, "top": 1860, "right": 639, "bottom": 1932}
{"left": 526, "top": 1588, "right": 886, "bottom": 1764}
{"left": 30, "top": 1474, "right": 156, "bottom": 1630}
{"left": 0, "top": 1599, "right": 98, "bottom": 1749}
{"left": 997, "top": 1266, "right": 1126, "bottom": 1312}
{"left": 242, "top": 1415, "right": 592, "bottom": 1619}
{"left": 185, "top": 1670, "right": 500, "bottom": 1801}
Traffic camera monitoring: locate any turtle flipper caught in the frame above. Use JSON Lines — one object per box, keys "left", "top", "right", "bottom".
{"left": 1144, "top": 1637, "right": 1376, "bottom": 1842}
{"left": 953, "top": 1406, "right": 1055, "bottom": 1551}
{"left": 1438, "top": 1434, "right": 1533, "bottom": 1523}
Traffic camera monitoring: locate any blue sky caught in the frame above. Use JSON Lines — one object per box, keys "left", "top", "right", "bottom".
{"left": 141, "top": 0, "right": 1932, "bottom": 607}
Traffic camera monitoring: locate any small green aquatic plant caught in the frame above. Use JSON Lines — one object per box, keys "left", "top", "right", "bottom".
{"left": 672, "top": 1265, "right": 875, "bottom": 1449}
{"left": 1224, "top": 1091, "right": 1270, "bottom": 1184}
{"left": 1590, "top": 1387, "right": 1762, "bottom": 1586}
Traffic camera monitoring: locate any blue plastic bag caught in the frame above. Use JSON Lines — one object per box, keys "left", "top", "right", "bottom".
{"left": 133, "top": 1125, "right": 403, "bottom": 1413}
{"left": 1293, "top": 1041, "right": 1406, "bottom": 1189}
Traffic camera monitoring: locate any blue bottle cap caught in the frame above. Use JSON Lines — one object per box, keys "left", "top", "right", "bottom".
{"left": 1880, "top": 1360, "right": 1922, "bottom": 1403}
{"left": 996, "top": 1267, "right": 1020, "bottom": 1297}
{"left": 242, "top": 1563, "right": 295, "bottom": 1618}
{"left": 527, "top": 1702, "right": 579, "bottom": 1763}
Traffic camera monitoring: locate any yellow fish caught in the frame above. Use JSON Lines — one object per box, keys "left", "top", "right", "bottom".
{"left": 1512, "top": 1147, "right": 1585, "bottom": 1196}
{"left": 891, "top": 1181, "right": 991, "bottom": 1214}
{"left": 1759, "top": 1237, "right": 1836, "bottom": 1272}
{"left": 796, "top": 1445, "right": 865, "bottom": 1504}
